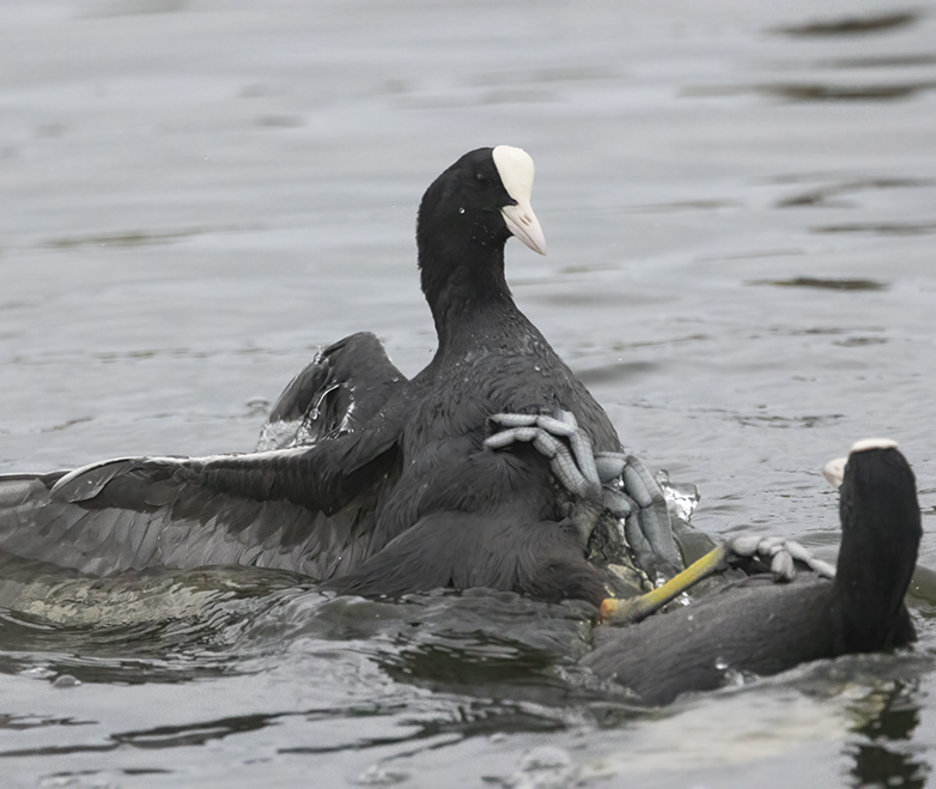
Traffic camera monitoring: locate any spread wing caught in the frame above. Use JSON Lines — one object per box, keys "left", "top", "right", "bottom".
{"left": 0, "top": 332, "right": 409, "bottom": 578}
{"left": 257, "top": 331, "right": 407, "bottom": 450}
{"left": 0, "top": 433, "right": 400, "bottom": 577}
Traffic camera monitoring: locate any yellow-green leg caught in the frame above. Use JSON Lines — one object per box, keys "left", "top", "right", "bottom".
{"left": 600, "top": 544, "right": 730, "bottom": 625}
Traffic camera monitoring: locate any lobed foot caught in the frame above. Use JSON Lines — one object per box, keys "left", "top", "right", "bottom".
{"left": 485, "top": 410, "right": 683, "bottom": 580}
{"left": 724, "top": 534, "right": 835, "bottom": 581}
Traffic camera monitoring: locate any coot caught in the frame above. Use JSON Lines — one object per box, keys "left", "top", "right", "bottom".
{"left": 0, "top": 147, "right": 684, "bottom": 601}
{"left": 581, "top": 439, "right": 921, "bottom": 705}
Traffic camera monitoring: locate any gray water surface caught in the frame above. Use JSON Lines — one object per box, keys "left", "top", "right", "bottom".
{"left": 2, "top": 1, "right": 936, "bottom": 786}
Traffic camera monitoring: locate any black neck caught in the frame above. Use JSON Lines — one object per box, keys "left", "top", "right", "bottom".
{"left": 833, "top": 450, "right": 921, "bottom": 651}
{"left": 417, "top": 223, "right": 519, "bottom": 352}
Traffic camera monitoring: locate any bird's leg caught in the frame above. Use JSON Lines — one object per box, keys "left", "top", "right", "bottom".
{"left": 600, "top": 542, "right": 731, "bottom": 624}
{"left": 599, "top": 535, "right": 835, "bottom": 625}
{"left": 485, "top": 411, "right": 683, "bottom": 579}
{"left": 485, "top": 411, "right": 835, "bottom": 612}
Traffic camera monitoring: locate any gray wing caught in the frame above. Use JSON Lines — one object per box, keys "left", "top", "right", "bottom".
{"left": 0, "top": 421, "right": 402, "bottom": 578}
{"left": 0, "top": 331, "right": 409, "bottom": 578}
{"left": 258, "top": 331, "right": 407, "bottom": 450}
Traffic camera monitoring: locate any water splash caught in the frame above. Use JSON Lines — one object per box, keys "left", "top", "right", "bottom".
{"left": 657, "top": 470, "right": 701, "bottom": 523}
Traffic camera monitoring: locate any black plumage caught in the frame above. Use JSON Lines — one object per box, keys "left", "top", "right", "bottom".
{"left": 582, "top": 442, "right": 921, "bottom": 705}
{"left": 0, "top": 147, "right": 625, "bottom": 603}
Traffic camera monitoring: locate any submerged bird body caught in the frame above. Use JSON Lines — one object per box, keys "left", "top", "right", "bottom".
{"left": 583, "top": 441, "right": 921, "bottom": 705}
{"left": 0, "top": 146, "right": 630, "bottom": 603}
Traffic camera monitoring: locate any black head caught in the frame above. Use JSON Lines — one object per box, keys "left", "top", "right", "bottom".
{"left": 824, "top": 439, "right": 921, "bottom": 649}
{"left": 417, "top": 146, "right": 547, "bottom": 258}
{"left": 824, "top": 439, "right": 920, "bottom": 547}
{"left": 415, "top": 147, "right": 547, "bottom": 335}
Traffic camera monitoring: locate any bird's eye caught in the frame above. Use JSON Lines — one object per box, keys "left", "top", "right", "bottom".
{"left": 475, "top": 171, "right": 487, "bottom": 184}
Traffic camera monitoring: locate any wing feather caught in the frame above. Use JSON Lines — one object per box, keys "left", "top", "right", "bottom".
{"left": 0, "top": 432, "right": 399, "bottom": 577}
{"left": 259, "top": 331, "right": 407, "bottom": 450}
{"left": 0, "top": 332, "right": 409, "bottom": 579}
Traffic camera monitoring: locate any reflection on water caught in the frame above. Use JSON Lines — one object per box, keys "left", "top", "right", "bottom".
{"left": 688, "top": 8, "right": 936, "bottom": 106}
{"left": 749, "top": 277, "right": 888, "bottom": 291}
{"left": 81, "top": 0, "right": 189, "bottom": 17}
{"left": 811, "top": 221, "right": 936, "bottom": 236}
{"left": 773, "top": 11, "right": 920, "bottom": 38}
{"left": 280, "top": 699, "right": 569, "bottom": 756}
{"left": 814, "top": 54, "right": 936, "bottom": 70}
{"left": 758, "top": 81, "right": 936, "bottom": 102}
{"left": 775, "top": 178, "right": 930, "bottom": 209}
{"left": 847, "top": 681, "right": 929, "bottom": 789}
{"left": 43, "top": 228, "right": 208, "bottom": 249}
{"left": 685, "top": 81, "right": 936, "bottom": 103}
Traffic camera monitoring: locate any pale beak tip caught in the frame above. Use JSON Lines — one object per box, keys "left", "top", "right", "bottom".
{"left": 501, "top": 203, "right": 547, "bottom": 257}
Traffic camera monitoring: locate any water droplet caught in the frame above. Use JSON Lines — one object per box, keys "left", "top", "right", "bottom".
{"left": 512, "top": 746, "right": 576, "bottom": 787}
{"left": 458, "top": 207, "right": 465, "bottom": 214}
{"left": 520, "top": 745, "right": 571, "bottom": 771}
{"left": 246, "top": 396, "right": 270, "bottom": 415}
{"left": 724, "top": 668, "right": 747, "bottom": 688}
{"left": 658, "top": 473, "right": 701, "bottom": 522}
{"left": 52, "top": 674, "right": 81, "bottom": 688}
{"left": 355, "top": 765, "right": 409, "bottom": 786}
{"left": 20, "top": 665, "right": 53, "bottom": 679}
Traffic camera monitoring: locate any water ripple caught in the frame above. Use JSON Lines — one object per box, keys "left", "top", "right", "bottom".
{"left": 748, "top": 277, "right": 888, "bottom": 291}
{"left": 772, "top": 11, "right": 920, "bottom": 38}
